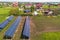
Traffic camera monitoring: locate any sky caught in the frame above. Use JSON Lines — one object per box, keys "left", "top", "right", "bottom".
{"left": 0, "top": 0, "right": 60, "bottom": 2}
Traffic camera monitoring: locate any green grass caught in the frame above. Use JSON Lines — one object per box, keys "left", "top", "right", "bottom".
{"left": 0, "top": 8, "right": 9, "bottom": 14}
{"left": 0, "top": 16, "right": 8, "bottom": 23}
{"left": 32, "top": 16, "right": 60, "bottom": 40}
{"left": 42, "top": 5, "right": 49, "bottom": 9}
{"left": 32, "top": 32, "right": 60, "bottom": 40}
{"left": 40, "top": 32, "right": 60, "bottom": 40}
{"left": 0, "top": 7, "right": 12, "bottom": 23}
{"left": 0, "top": 7, "right": 12, "bottom": 15}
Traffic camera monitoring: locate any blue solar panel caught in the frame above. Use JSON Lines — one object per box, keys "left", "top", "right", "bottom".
{"left": 0, "top": 16, "right": 14, "bottom": 30}
{"left": 0, "top": 20, "right": 9, "bottom": 29}
{"left": 22, "top": 16, "right": 30, "bottom": 38}
{"left": 4, "top": 16, "right": 21, "bottom": 39}
{"left": 7, "top": 15, "right": 14, "bottom": 21}
{"left": 24, "top": 10, "right": 31, "bottom": 13}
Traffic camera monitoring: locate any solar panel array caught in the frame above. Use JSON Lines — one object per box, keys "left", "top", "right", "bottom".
{"left": 0, "top": 15, "right": 14, "bottom": 30}
{"left": 4, "top": 16, "right": 21, "bottom": 39}
{"left": 7, "top": 15, "right": 14, "bottom": 21}
{"left": 22, "top": 16, "right": 30, "bottom": 38}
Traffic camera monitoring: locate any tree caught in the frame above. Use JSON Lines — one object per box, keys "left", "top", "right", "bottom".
{"left": 9, "top": 7, "right": 19, "bottom": 16}
{"left": 30, "top": 5, "right": 35, "bottom": 12}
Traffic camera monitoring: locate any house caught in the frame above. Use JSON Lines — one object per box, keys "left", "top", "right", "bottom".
{"left": 12, "top": 2, "right": 18, "bottom": 7}
{"left": 25, "top": 3, "right": 32, "bottom": 8}
{"left": 36, "top": 3, "right": 42, "bottom": 9}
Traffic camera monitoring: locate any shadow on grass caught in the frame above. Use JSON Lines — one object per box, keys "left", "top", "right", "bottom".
{"left": 4, "top": 35, "right": 12, "bottom": 39}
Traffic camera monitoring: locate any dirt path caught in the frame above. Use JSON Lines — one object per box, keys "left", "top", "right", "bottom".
{"left": 30, "top": 17, "right": 38, "bottom": 40}
{"left": 42, "top": 26, "right": 60, "bottom": 32}
{"left": 12, "top": 16, "right": 26, "bottom": 40}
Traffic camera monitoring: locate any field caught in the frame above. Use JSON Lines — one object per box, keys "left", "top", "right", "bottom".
{"left": 40, "top": 32, "right": 60, "bottom": 40}
{"left": 31, "top": 16, "right": 60, "bottom": 40}
{"left": 0, "top": 7, "right": 11, "bottom": 15}
{"left": 0, "top": 5, "right": 60, "bottom": 40}
{"left": 0, "top": 16, "right": 7, "bottom": 23}
{"left": 0, "top": 7, "right": 12, "bottom": 23}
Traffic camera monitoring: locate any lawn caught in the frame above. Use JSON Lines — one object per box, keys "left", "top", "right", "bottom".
{"left": 40, "top": 32, "right": 60, "bottom": 40}
{"left": 0, "top": 7, "right": 12, "bottom": 15}
{"left": 32, "top": 32, "right": 60, "bottom": 40}
{"left": 0, "top": 16, "right": 8, "bottom": 23}
{"left": 0, "top": 7, "right": 12, "bottom": 23}
{"left": 31, "top": 15, "right": 60, "bottom": 40}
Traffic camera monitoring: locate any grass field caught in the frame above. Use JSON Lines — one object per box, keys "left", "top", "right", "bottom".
{"left": 0, "top": 7, "right": 12, "bottom": 23}
{"left": 31, "top": 16, "right": 60, "bottom": 40}
{"left": 0, "top": 16, "right": 8, "bottom": 23}
{"left": 40, "top": 32, "right": 60, "bottom": 40}
{"left": 0, "top": 7, "right": 11, "bottom": 15}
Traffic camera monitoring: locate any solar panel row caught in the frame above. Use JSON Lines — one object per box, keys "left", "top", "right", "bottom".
{"left": 22, "top": 16, "right": 30, "bottom": 38}
{"left": 7, "top": 15, "right": 14, "bottom": 21}
{"left": 0, "top": 15, "right": 14, "bottom": 30}
{"left": 4, "top": 16, "right": 21, "bottom": 39}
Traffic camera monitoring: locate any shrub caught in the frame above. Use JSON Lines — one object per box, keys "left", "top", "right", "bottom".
{"left": 9, "top": 7, "right": 19, "bottom": 16}
{"left": 19, "top": 14, "right": 33, "bottom": 16}
{"left": 30, "top": 6, "right": 35, "bottom": 12}
{"left": 19, "top": 10, "right": 24, "bottom": 14}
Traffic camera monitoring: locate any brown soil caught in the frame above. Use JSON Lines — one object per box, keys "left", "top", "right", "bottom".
{"left": 30, "top": 16, "right": 60, "bottom": 40}
{"left": 30, "top": 17, "right": 38, "bottom": 40}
